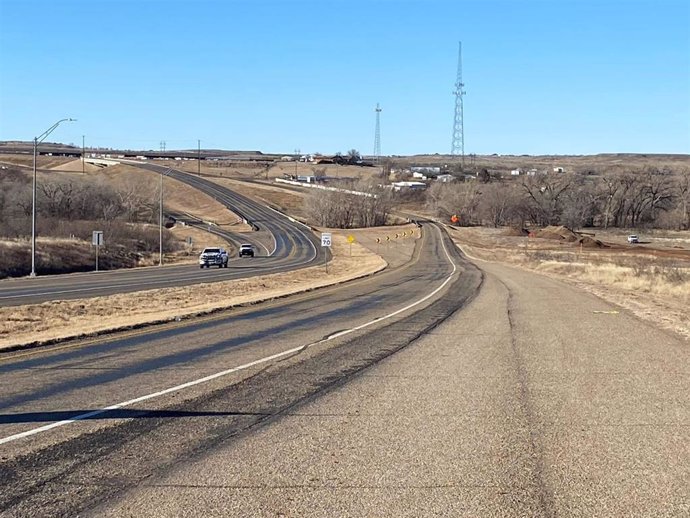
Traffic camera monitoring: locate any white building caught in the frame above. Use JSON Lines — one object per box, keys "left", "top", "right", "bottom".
{"left": 391, "top": 181, "right": 427, "bottom": 191}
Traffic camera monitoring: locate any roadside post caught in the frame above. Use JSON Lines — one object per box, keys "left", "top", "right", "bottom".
{"left": 92, "top": 231, "right": 104, "bottom": 272}
{"left": 347, "top": 235, "right": 355, "bottom": 257}
{"left": 321, "top": 232, "right": 332, "bottom": 273}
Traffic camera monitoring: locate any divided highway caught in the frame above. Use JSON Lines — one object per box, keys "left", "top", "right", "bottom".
{"left": 0, "top": 166, "right": 322, "bottom": 306}
{"left": 0, "top": 223, "right": 482, "bottom": 516}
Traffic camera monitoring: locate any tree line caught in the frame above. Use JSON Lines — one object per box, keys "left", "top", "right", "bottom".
{"left": 0, "top": 167, "right": 179, "bottom": 276}
{"left": 426, "top": 167, "right": 690, "bottom": 230}
{"left": 304, "top": 179, "right": 395, "bottom": 228}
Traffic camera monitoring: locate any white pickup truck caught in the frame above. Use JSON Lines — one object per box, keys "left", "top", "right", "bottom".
{"left": 199, "top": 247, "right": 229, "bottom": 268}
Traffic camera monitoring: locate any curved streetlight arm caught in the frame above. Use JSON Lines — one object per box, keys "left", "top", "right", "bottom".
{"left": 30, "top": 117, "right": 76, "bottom": 277}
{"left": 35, "top": 118, "right": 77, "bottom": 143}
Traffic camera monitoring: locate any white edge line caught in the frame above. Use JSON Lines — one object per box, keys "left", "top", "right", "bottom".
{"left": 0, "top": 345, "right": 306, "bottom": 446}
{"left": 0, "top": 226, "right": 455, "bottom": 446}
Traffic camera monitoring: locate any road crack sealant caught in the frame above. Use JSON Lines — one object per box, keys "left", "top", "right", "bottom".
{"left": 499, "top": 277, "right": 556, "bottom": 518}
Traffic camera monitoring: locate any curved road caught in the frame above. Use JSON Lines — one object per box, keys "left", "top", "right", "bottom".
{"left": 0, "top": 165, "right": 323, "bottom": 306}
{"left": 0, "top": 223, "right": 482, "bottom": 516}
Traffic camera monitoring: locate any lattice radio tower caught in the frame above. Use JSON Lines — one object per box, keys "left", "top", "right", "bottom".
{"left": 373, "top": 102, "right": 382, "bottom": 164}
{"left": 451, "top": 42, "right": 466, "bottom": 166}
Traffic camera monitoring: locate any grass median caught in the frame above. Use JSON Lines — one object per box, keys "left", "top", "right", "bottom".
{"left": 0, "top": 234, "right": 387, "bottom": 351}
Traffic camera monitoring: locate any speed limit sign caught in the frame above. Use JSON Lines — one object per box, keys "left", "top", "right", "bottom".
{"left": 321, "top": 232, "right": 332, "bottom": 247}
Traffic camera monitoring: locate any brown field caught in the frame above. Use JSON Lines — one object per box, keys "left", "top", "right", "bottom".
{"left": 401, "top": 153, "right": 690, "bottom": 175}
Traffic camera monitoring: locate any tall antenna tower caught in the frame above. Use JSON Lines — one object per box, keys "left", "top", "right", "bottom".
{"left": 451, "top": 42, "right": 466, "bottom": 166}
{"left": 373, "top": 102, "right": 382, "bottom": 164}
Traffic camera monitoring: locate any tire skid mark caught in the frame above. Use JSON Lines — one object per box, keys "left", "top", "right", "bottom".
{"left": 496, "top": 276, "right": 555, "bottom": 518}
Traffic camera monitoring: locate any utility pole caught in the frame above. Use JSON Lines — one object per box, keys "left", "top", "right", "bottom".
{"left": 197, "top": 139, "right": 201, "bottom": 176}
{"left": 373, "top": 103, "right": 382, "bottom": 165}
{"left": 159, "top": 168, "right": 165, "bottom": 267}
{"left": 82, "top": 135, "right": 85, "bottom": 174}
{"left": 451, "top": 41, "right": 467, "bottom": 168}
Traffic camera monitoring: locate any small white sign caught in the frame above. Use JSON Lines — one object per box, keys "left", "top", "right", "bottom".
{"left": 321, "top": 232, "right": 332, "bottom": 247}
{"left": 92, "top": 231, "right": 104, "bottom": 246}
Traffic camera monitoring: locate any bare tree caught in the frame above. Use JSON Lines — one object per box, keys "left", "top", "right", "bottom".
{"left": 478, "top": 183, "right": 521, "bottom": 227}
{"left": 676, "top": 170, "right": 690, "bottom": 229}
{"left": 426, "top": 182, "right": 482, "bottom": 225}
{"left": 303, "top": 180, "right": 394, "bottom": 229}
{"left": 521, "top": 174, "right": 573, "bottom": 225}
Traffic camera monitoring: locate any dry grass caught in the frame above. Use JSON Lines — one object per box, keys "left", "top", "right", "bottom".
{"left": 0, "top": 233, "right": 387, "bottom": 350}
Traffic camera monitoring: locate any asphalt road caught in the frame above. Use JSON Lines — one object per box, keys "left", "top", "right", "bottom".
{"left": 93, "top": 258, "right": 688, "bottom": 517}
{"left": 0, "top": 165, "right": 322, "bottom": 307}
{"left": 0, "top": 223, "right": 483, "bottom": 516}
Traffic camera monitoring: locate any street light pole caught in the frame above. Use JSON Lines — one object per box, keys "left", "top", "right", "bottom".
{"left": 30, "top": 118, "right": 76, "bottom": 277}
{"left": 159, "top": 168, "right": 164, "bottom": 267}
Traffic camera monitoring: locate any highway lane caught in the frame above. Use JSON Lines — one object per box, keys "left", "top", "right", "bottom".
{"left": 0, "top": 166, "right": 322, "bottom": 306}
{"left": 96, "top": 259, "right": 688, "bottom": 517}
{"left": 0, "top": 223, "right": 482, "bottom": 516}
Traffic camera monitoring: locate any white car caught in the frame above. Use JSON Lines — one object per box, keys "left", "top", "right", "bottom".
{"left": 238, "top": 244, "right": 255, "bottom": 258}
{"left": 199, "top": 247, "right": 229, "bottom": 268}
{"left": 627, "top": 235, "right": 639, "bottom": 244}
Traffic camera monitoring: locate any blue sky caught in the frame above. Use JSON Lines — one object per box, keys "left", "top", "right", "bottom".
{"left": 0, "top": 0, "right": 688, "bottom": 155}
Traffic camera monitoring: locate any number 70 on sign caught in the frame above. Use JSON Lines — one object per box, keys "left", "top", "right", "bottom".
{"left": 321, "top": 233, "right": 332, "bottom": 247}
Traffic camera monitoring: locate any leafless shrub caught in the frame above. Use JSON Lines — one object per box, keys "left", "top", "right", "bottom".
{"left": 653, "top": 264, "right": 689, "bottom": 285}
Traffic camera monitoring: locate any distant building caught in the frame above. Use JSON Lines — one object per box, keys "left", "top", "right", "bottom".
{"left": 553, "top": 166, "right": 565, "bottom": 173}
{"left": 391, "top": 181, "right": 427, "bottom": 191}
{"left": 436, "top": 174, "right": 455, "bottom": 183}
{"left": 411, "top": 166, "right": 441, "bottom": 174}
{"left": 510, "top": 169, "right": 521, "bottom": 176}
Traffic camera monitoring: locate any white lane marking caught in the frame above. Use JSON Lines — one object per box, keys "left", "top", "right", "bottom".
{"left": 0, "top": 226, "right": 454, "bottom": 446}
{"left": 0, "top": 347, "right": 306, "bottom": 446}
{"left": 266, "top": 204, "right": 317, "bottom": 262}
{"left": 327, "top": 225, "right": 455, "bottom": 339}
